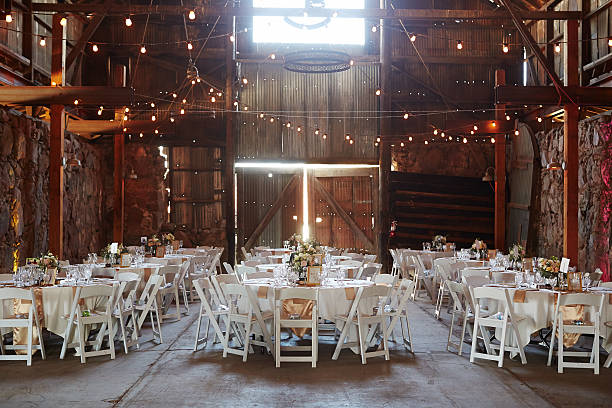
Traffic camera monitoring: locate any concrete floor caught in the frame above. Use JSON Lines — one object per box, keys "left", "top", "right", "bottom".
{"left": 1, "top": 298, "right": 611, "bottom": 408}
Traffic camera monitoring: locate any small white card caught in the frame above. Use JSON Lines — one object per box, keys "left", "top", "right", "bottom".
{"left": 110, "top": 242, "right": 118, "bottom": 254}
{"left": 560, "top": 257, "right": 570, "bottom": 273}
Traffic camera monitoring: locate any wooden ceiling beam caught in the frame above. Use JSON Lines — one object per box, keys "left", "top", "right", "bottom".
{"left": 496, "top": 85, "right": 612, "bottom": 106}
{"left": 0, "top": 86, "right": 132, "bottom": 105}
{"left": 237, "top": 54, "right": 519, "bottom": 65}
{"left": 66, "top": 14, "right": 105, "bottom": 70}
{"left": 31, "top": 4, "right": 582, "bottom": 20}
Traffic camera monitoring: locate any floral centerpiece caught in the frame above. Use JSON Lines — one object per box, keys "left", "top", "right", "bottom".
{"left": 100, "top": 243, "right": 126, "bottom": 265}
{"left": 469, "top": 238, "right": 488, "bottom": 259}
{"left": 162, "top": 233, "right": 175, "bottom": 245}
{"left": 537, "top": 256, "right": 561, "bottom": 286}
{"left": 288, "top": 233, "right": 302, "bottom": 249}
{"left": 36, "top": 252, "right": 58, "bottom": 271}
{"left": 432, "top": 235, "right": 447, "bottom": 251}
{"left": 288, "top": 236, "right": 322, "bottom": 281}
{"left": 508, "top": 243, "right": 525, "bottom": 269}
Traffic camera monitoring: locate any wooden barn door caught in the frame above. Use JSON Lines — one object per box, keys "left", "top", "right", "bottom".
{"left": 311, "top": 168, "right": 376, "bottom": 252}
{"left": 237, "top": 170, "right": 301, "bottom": 251}
{"left": 506, "top": 123, "right": 534, "bottom": 247}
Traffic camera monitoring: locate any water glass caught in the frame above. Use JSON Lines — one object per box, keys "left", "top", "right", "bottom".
{"left": 514, "top": 272, "right": 524, "bottom": 286}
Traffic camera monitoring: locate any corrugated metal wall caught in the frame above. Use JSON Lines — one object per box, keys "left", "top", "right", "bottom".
{"left": 236, "top": 63, "right": 379, "bottom": 161}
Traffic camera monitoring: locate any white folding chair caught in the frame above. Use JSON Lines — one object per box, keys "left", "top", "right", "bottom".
{"left": 356, "top": 264, "right": 380, "bottom": 280}
{"left": 445, "top": 280, "right": 472, "bottom": 356}
{"left": 245, "top": 271, "right": 274, "bottom": 280}
{"left": 60, "top": 283, "right": 118, "bottom": 363}
{"left": 222, "top": 283, "right": 274, "bottom": 362}
{"left": 462, "top": 268, "right": 490, "bottom": 279}
{"left": 469, "top": 287, "right": 527, "bottom": 368}
{"left": 389, "top": 249, "right": 400, "bottom": 276}
{"left": 411, "top": 255, "right": 435, "bottom": 301}
{"left": 0, "top": 288, "right": 46, "bottom": 366}
{"left": 135, "top": 274, "right": 164, "bottom": 343}
{"left": 112, "top": 277, "right": 140, "bottom": 354}
{"left": 339, "top": 260, "right": 363, "bottom": 267}
{"left": 224, "top": 262, "right": 242, "bottom": 282}
{"left": 332, "top": 285, "right": 392, "bottom": 364}
{"left": 241, "top": 247, "right": 252, "bottom": 261}
{"left": 384, "top": 279, "right": 415, "bottom": 352}
{"left": 210, "top": 274, "right": 241, "bottom": 345}
{"left": 192, "top": 278, "right": 227, "bottom": 352}
{"left": 434, "top": 264, "right": 452, "bottom": 319}
{"left": 274, "top": 287, "right": 318, "bottom": 368}
{"left": 158, "top": 262, "right": 189, "bottom": 321}
{"left": 235, "top": 265, "right": 256, "bottom": 280}
{"left": 547, "top": 293, "right": 604, "bottom": 374}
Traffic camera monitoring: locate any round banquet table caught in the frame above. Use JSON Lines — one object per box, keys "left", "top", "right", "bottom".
{"left": 484, "top": 285, "right": 612, "bottom": 354}
{"left": 242, "top": 278, "right": 378, "bottom": 350}
{"left": 92, "top": 263, "right": 163, "bottom": 290}
{"left": 0, "top": 279, "right": 117, "bottom": 347}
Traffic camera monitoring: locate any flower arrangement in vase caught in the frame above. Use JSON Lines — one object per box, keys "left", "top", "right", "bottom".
{"left": 508, "top": 243, "right": 525, "bottom": 270}
{"left": 36, "top": 252, "right": 59, "bottom": 285}
{"left": 536, "top": 256, "right": 561, "bottom": 287}
{"left": 162, "top": 233, "right": 175, "bottom": 245}
{"left": 288, "top": 236, "right": 322, "bottom": 281}
{"left": 469, "top": 238, "right": 488, "bottom": 259}
{"left": 432, "top": 235, "right": 447, "bottom": 251}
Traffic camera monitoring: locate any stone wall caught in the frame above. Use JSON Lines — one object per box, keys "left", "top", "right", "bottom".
{"left": 123, "top": 143, "right": 167, "bottom": 246}
{"left": 534, "top": 116, "right": 612, "bottom": 278}
{"left": 0, "top": 106, "right": 114, "bottom": 271}
{"left": 392, "top": 142, "right": 494, "bottom": 178}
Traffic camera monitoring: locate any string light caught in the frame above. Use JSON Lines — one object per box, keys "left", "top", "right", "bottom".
{"left": 400, "top": 142, "right": 405, "bottom": 147}
{"left": 155, "top": 129, "right": 159, "bottom": 134}
{"left": 229, "top": 34, "right": 235, "bottom": 42}
{"left": 286, "top": 122, "right": 291, "bottom": 128}
{"left": 259, "top": 113, "right": 264, "bottom": 118}
{"left": 322, "top": 133, "right": 327, "bottom": 139}
{"left": 187, "top": 42, "right": 193, "bottom": 50}
{"left": 73, "top": 99, "right": 79, "bottom": 105}
{"left": 188, "top": 10, "right": 196, "bottom": 20}
{"left": 211, "top": 96, "right": 216, "bottom": 102}
{"left": 170, "top": 117, "right": 175, "bottom": 122}
{"left": 448, "top": 136, "right": 453, "bottom": 141}
{"left": 514, "top": 129, "right": 520, "bottom": 136}
{"left": 345, "top": 134, "right": 351, "bottom": 140}
{"left": 491, "top": 137, "right": 496, "bottom": 143}
{"left": 270, "top": 53, "right": 276, "bottom": 60}
{"left": 375, "top": 89, "right": 381, "bottom": 96}
{"left": 441, "top": 132, "right": 445, "bottom": 137}
{"left": 609, "top": 37, "right": 612, "bottom": 47}
{"left": 456, "top": 40, "right": 463, "bottom": 50}
{"left": 314, "top": 129, "right": 319, "bottom": 135}
{"left": 403, "top": 113, "right": 409, "bottom": 119}
{"left": 463, "top": 137, "right": 468, "bottom": 143}
{"left": 470, "top": 130, "right": 475, "bottom": 135}
{"left": 150, "top": 102, "right": 155, "bottom": 107}
{"left": 191, "top": 79, "right": 196, "bottom": 85}
{"left": 297, "top": 126, "right": 301, "bottom": 132}
{"left": 270, "top": 117, "right": 275, "bottom": 123}
{"left": 172, "top": 93, "right": 177, "bottom": 98}
{"left": 349, "top": 139, "right": 354, "bottom": 145}
{"left": 502, "top": 43, "right": 509, "bottom": 53}
{"left": 537, "top": 116, "right": 542, "bottom": 123}
{"left": 60, "top": 17, "right": 67, "bottom": 26}
{"left": 491, "top": 121, "right": 497, "bottom": 127}
{"left": 243, "top": 106, "right": 248, "bottom": 111}
{"left": 433, "top": 129, "right": 438, "bottom": 135}
{"left": 182, "top": 98, "right": 187, "bottom": 103}
{"left": 180, "top": 108, "right": 185, "bottom": 115}
{"left": 5, "top": 14, "right": 12, "bottom": 23}
{"left": 506, "top": 114, "right": 511, "bottom": 120}
{"left": 125, "top": 16, "right": 133, "bottom": 27}
{"left": 371, "top": 26, "right": 377, "bottom": 32}
{"left": 554, "top": 43, "right": 561, "bottom": 53}
{"left": 376, "top": 137, "right": 381, "bottom": 142}
{"left": 233, "top": 101, "right": 239, "bottom": 107}
{"left": 473, "top": 125, "right": 478, "bottom": 131}
{"left": 242, "top": 77, "right": 248, "bottom": 85}
{"left": 140, "top": 45, "right": 147, "bottom": 54}
{"left": 124, "top": 107, "right": 130, "bottom": 113}
{"left": 39, "top": 37, "right": 46, "bottom": 47}
{"left": 92, "top": 43, "right": 99, "bottom": 52}
{"left": 408, "top": 136, "right": 413, "bottom": 142}
{"left": 349, "top": 59, "right": 354, "bottom": 66}
{"left": 409, "top": 33, "right": 416, "bottom": 42}
{"left": 123, "top": 114, "right": 128, "bottom": 121}
{"left": 424, "top": 140, "right": 428, "bottom": 145}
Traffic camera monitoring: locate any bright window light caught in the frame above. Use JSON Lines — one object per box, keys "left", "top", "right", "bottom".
{"left": 253, "top": 0, "right": 365, "bottom": 45}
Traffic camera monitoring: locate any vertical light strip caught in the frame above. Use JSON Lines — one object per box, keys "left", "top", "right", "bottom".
{"left": 302, "top": 168, "right": 309, "bottom": 240}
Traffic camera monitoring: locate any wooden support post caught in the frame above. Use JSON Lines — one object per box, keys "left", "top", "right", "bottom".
{"left": 494, "top": 69, "right": 506, "bottom": 251}
{"left": 22, "top": 0, "right": 35, "bottom": 80}
{"left": 224, "top": 23, "right": 236, "bottom": 265}
{"left": 378, "top": 0, "right": 392, "bottom": 272}
{"left": 110, "top": 60, "right": 127, "bottom": 243}
{"left": 49, "top": 14, "right": 66, "bottom": 258}
{"left": 563, "top": 20, "right": 579, "bottom": 266}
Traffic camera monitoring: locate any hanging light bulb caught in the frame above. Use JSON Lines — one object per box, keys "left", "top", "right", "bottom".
{"left": 180, "top": 108, "right": 185, "bottom": 115}
{"left": 376, "top": 137, "right": 381, "bottom": 142}
{"left": 140, "top": 45, "right": 147, "bottom": 54}
{"left": 375, "top": 89, "right": 381, "bottom": 96}
{"left": 155, "top": 129, "right": 159, "bottom": 134}
{"left": 233, "top": 101, "right": 239, "bottom": 107}
{"left": 456, "top": 40, "right": 463, "bottom": 50}
{"left": 229, "top": 34, "right": 235, "bottom": 42}
{"left": 371, "top": 26, "right": 377, "bottom": 32}
{"left": 270, "top": 117, "right": 274, "bottom": 123}
{"left": 60, "top": 17, "right": 67, "bottom": 26}
{"left": 270, "top": 53, "right": 276, "bottom": 60}
{"left": 403, "top": 113, "right": 409, "bottom": 120}
{"left": 470, "top": 130, "right": 475, "bottom": 135}
{"left": 151, "top": 115, "right": 156, "bottom": 121}
{"left": 125, "top": 15, "right": 133, "bottom": 27}
{"left": 506, "top": 114, "right": 511, "bottom": 121}
{"left": 187, "top": 42, "right": 193, "bottom": 50}
{"left": 297, "top": 126, "right": 301, "bottom": 132}
{"left": 188, "top": 10, "right": 196, "bottom": 20}
{"left": 409, "top": 33, "right": 416, "bottom": 42}
{"left": 172, "top": 93, "right": 177, "bottom": 98}
{"left": 73, "top": 99, "right": 79, "bottom": 105}
{"left": 608, "top": 37, "right": 612, "bottom": 47}
{"left": 491, "top": 137, "right": 496, "bottom": 143}
{"left": 502, "top": 43, "right": 509, "bottom": 53}
{"left": 150, "top": 102, "right": 155, "bottom": 108}
{"left": 345, "top": 134, "right": 351, "bottom": 140}
{"left": 322, "top": 133, "right": 327, "bottom": 139}
{"left": 124, "top": 107, "right": 130, "bottom": 113}
{"left": 424, "top": 140, "right": 429, "bottom": 145}
{"left": 491, "top": 121, "right": 497, "bottom": 127}
{"left": 408, "top": 136, "right": 413, "bottom": 142}
{"left": 259, "top": 113, "right": 264, "bottom": 118}
{"left": 473, "top": 125, "right": 478, "bottom": 131}
{"left": 97, "top": 109, "right": 103, "bottom": 116}
{"left": 123, "top": 115, "right": 128, "bottom": 121}
{"left": 92, "top": 43, "right": 99, "bottom": 52}
{"left": 182, "top": 98, "right": 187, "bottom": 103}
{"left": 400, "top": 142, "right": 405, "bottom": 147}
{"left": 39, "top": 37, "right": 46, "bottom": 47}
{"left": 286, "top": 122, "right": 291, "bottom": 128}
{"left": 537, "top": 116, "right": 543, "bottom": 123}
{"left": 314, "top": 129, "right": 319, "bottom": 135}
{"left": 349, "top": 59, "right": 354, "bottom": 66}
{"left": 170, "top": 117, "right": 175, "bottom": 122}
{"left": 554, "top": 43, "right": 561, "bottom": 53}
{"left": 211, "top": 96, "right": 216, "bottom": 102}
{"left": 5, "top": 13, "right": 12, "bottom": 23}
{"left": 242, "top": 77, "right": 248, "bottom": 85}
{"left": 441, "top": 132, "right": 445, "bottom": 137}
{"left": 433, "top": 129, "right": 438, "bottom": 135}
